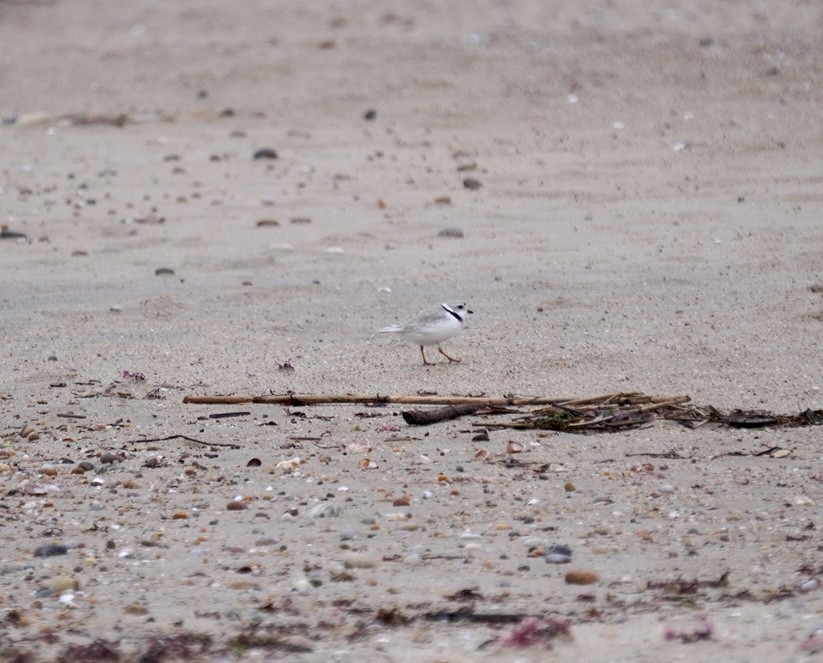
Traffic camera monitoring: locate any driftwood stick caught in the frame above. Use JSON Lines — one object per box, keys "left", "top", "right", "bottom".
{"left": 182, "top": 392, "right": 679, "bottom": 408}
{"left": 402, "top": 404, "right": 483, "bottom": 426}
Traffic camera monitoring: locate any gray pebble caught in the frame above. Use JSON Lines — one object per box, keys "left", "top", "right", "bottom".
{"left": 437, "top": 226, "right": 464, "bottom": 238}
{"left": 339, "top": 526, "right": 360, "bottom": 541}
{"left": 544, "top": 543, "right": 572, "bottom": 564}
{"left": 33, "top": 543, "right": 68, "bottom": 558}
{"left": 309, "top": 503, "right": 341, "bottom": 518}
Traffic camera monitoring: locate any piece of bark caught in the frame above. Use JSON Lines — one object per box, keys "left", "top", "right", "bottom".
{"left": 402, "top": 404, "right": 482, "bottom": 426}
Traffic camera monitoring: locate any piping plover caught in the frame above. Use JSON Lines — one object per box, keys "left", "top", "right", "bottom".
{"left": 379, "top": 301, "right": 472, "bottom": 365}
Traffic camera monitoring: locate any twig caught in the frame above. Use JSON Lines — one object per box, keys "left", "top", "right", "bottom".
{"left": 182, "top": 392, "right": 664, "bottom": 407}
{"left": 208, "top": 411, "right": 251, "bottom": 419}
{"left": 129, "top": 434, "right": 239, "bottom": 448}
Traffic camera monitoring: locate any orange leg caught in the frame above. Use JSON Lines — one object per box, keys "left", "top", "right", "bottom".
{"left": 420, "top": 346, "right": 434, "bottom": 366}
{"left": 437, "top": 345, "right": 461, "bottom": 363}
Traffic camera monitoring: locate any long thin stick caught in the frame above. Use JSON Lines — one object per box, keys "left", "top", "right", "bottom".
{"left": 182, "top": 392, "right": 681, "bottom": 407}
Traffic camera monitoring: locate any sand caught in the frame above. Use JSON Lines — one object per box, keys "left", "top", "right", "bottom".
{"left": 1, "top": 1, "right": 821, "bottom": 661}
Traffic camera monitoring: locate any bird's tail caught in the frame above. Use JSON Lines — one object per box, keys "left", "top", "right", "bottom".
{"left": 378, "top": 325, "right": 402, "bottom": 334}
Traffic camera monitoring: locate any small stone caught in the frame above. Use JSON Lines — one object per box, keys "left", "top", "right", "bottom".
{"left": 41, "top": 576, "right": 79, "bottom": 594}
{"left": 463, "top": 177, "right": 482, "bottom": 190}
{"left": 437, "top": 226, "right": 464, "bottom": 238}
{"left": 154, "top": 267, "right": 175, "bottom": 276}
{"left": 124, "top": 602, "right": 149, "bottom": 615}
{"left": 343, "top": 554, "right": 377, "bottom": 569}
{"left": 276, "top": 457, "right": 301, "bottom": 472}
{"left": 78, "top": 461, "right": 95, "bottom": 472}
{"left": 256, "top": 219, "right": 280, "bottom": 227}
{"left": 253, "top": 148, "right": 278, "bottom": 160}
{"left": 34, "top": 544, "right": 69, "bottom": 558}
{"left": 363, "top": 109, "right": 377, "bottom": 121}
{"left": 545, "top": 544, "right": 572, "bottom": 564}
{"left": 339, "top": 526, "right": 359, "bottom": 541}
{"left": 309, "top": 503, "right": 341, "bottom": 518}
{"left": 392, "top": 496, "right": 410, "bottom": 507}
{"left": 99, "top": 453, "right": 119, "bottom": 464}
{"left": 226, "top": 501, "right": 248, "bottom": 511}
{"left": 564, "top": 482, "right": 575, "bottom": 492}
{"left": 565, "top": 569, "right": 599, "bottom": 585}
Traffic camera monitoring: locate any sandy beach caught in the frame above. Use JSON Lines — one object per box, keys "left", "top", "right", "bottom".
{"left": 1, "top": 1, "right": 822, "bottom": 661}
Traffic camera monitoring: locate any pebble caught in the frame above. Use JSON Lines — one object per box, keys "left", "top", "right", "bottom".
{"left": 253, "top": 148, "right": 278, "bottom": 160}
{"left": 100, "top": 453, "right": 119, "bottom": 464}
{"left": 226, "top": 501, "right": 247, "bottom": 511}
{"left": 545, "top": 544, "right": 572, "bottom": 564}
{"left": 437, "top": 226, "right": 464, "bottom": 238}
{"left": 339, "top": 526, "right": 359, "bottom": 541}
{"left": 309, "top": 503, "right": 341, "bottom": 518}
{"left": 463, "top": 177, "right": 482, "bottom": 190}
{"left": 276, "top": 457, "right": 301, "bottom": 472}
{"left": 58, "top": 590, "right": 75, "bottom": 605}
{"left": 124, "top": 603, "right": 149, "bottom": 615}
{"left": 34, "top": 543, "right": 68, "bottom": 558}
{"left": 39, "top": 576, "right": 79, "bottom": 595}
{"left": 565, "top": 570, "right": 599, "bottom": 585}
{"left": 343, "top": 553, "right": 377, "bottom": 569}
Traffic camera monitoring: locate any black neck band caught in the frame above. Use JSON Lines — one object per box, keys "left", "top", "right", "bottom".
{"left": 442, "top": 304, "right": 462, "bottom": 322}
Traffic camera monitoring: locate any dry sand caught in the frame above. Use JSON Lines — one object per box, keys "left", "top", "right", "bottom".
{"left": 1, "top": 1, "right": 822, "bottom": 661}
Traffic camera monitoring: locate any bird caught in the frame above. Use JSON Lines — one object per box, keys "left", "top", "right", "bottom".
{"left": 378, "top": 301, "right": 472, "bottom": 365}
